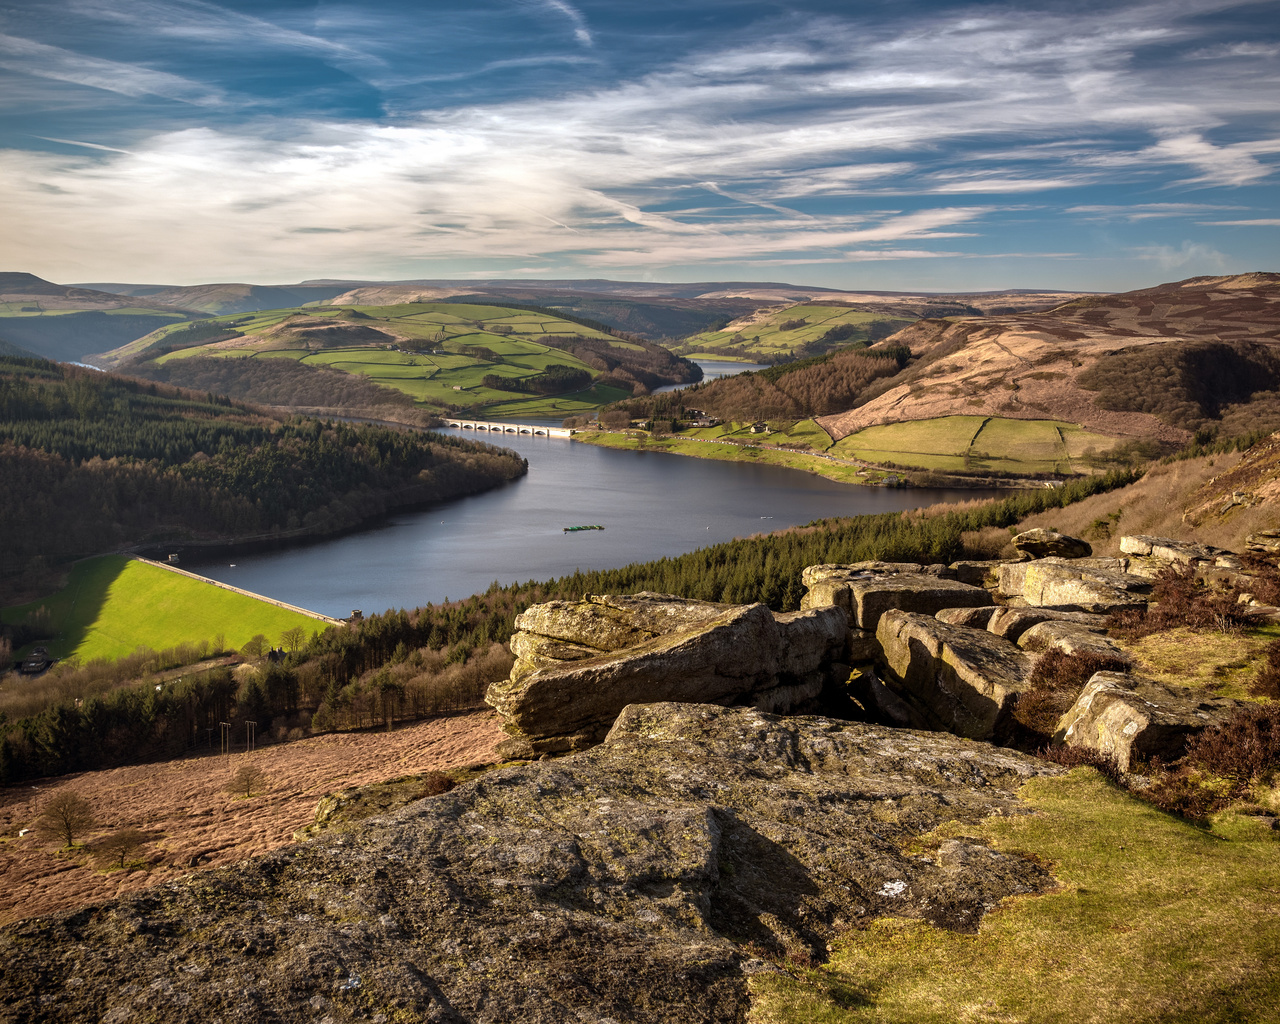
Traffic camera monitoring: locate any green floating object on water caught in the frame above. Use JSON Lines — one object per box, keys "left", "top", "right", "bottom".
{"left": 563, "top": 524, "right": 605, "bottom": 532}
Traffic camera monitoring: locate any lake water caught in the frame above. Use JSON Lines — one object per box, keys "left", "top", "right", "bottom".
{"left": 652, "top": 358, "right": 769, "bottom": 395}
{"left": 184, "top": 431, "right": 996, "bottom": 618}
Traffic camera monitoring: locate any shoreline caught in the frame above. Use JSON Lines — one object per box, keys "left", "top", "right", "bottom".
{"left": 572, "top": 429, "right": 1054, "bottom": 490}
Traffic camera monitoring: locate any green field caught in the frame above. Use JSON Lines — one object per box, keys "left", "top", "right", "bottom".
{"left": 675, "top": 304, "right": 914, "bottom": 360}
{"left": 678, "top": 417, "right": 836, "bottom": 451}
{"left": 2, "top": 556, "right": 331, "bottom": 663}
{"left": 830, "top": 416, "right": 1117, "bottom": 475}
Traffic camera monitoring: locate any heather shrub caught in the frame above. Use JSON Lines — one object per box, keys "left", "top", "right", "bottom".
{"left": 1252, "top": 639, "right": 1280, "bottom": 699}
{"left": 421, "top": 771, "right": 457, "bottom": 797}
{"left": 1035, "top": 743, "right": 1124, "bottom": 787}
{"left": 1014, "top": 650, "right": 1130, "bottom": 738}
{"left": 1142, "top": 704, "right": 1280, "bottom": 821}
{"left": 1108, "top": 565, "right": 1257, "bottom": 640}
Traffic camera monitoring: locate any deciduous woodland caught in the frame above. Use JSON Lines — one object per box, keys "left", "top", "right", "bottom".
{"left": 0, "top": 355, "right": 527, "bottom": 586}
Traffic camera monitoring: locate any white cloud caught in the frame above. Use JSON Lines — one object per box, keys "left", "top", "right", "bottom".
{"left": 1067, "top": 202, "right": 1245, "bottom": 220}
{"left": 1133, "top": 241, "right": 1228, "bottom": 269}
{"left": 2, "top": 0, "right": 1278, "bottom": 280}
{"left": 1199, "top": 219, "right": 1280, "bottom": 226}
{"left": 66, "top": 0, "right": 378, "bottom": 65}
{"left": 515, "top": 0, "right": 593, "bottom": 47}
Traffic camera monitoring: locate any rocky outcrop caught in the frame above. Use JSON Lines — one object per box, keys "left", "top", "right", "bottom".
{"left": 985, "top": 607, "right": 1109, "bottom": 643}
{"left": 1054, "top": 672, "right": 1247, "bottom": 770}
{"left": 998, "top": 558, "right": 1151, "bottom": 613}
{"left": 801, "top": 565, "right": 993, "bottom": 629}
{"left": 1015, "top": 620, "right": 1131, "bottom": 663}
{"left": 1012, "top": 528, "right": 1092, "bottom": 559}
{"left": 1119, "top": 535, "right": 1224, "bottom": 564}
{"left": 0, "top": 704, "right": 1060, "bottom": 1024}
{"left": 488, "top": 593, "right": 850, "bottom": 754}
{"left": 876, "top": 610, "right": 1034, "bottom": 740}
{"left": 936, "top": 606, "right": 998, "bottom": 629}
{"left": 948, "top": 560, "right": 1006, "bottom": 587}
{"left": 1247, "top": 529, "right": 1280, "bottom": 555}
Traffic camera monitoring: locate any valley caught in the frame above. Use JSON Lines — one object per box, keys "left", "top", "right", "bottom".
{"left": 2, "top": 269, "right": 1279, "bottom": 1024}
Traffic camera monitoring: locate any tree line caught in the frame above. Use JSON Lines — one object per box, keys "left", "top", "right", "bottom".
{"left": 482, "top": 364, "right": 592, "bottom": 395}
{"left": 123, "top": 354, "right": 434, "bottom": 420}
{"left": 1077, "top": 339, "right": 1280, "bottom": 438}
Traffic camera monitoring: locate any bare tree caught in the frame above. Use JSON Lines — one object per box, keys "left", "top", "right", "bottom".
{"left": 94, "top": 828, "right": 148, "bottom": 869}
{"left": 225, "top": 763, "right": 267, "bottom": 798}
{"left": 280, "top": 626, "right": 306, "bottom": 654}
{"left": 240, "top": 633, "right": 268, "bottom": 658}
{"left": 34, "top": 791, "right": 95, "bottom": 847}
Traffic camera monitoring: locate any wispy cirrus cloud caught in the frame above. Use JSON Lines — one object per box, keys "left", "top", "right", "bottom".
{"left": 64, "top": 0, "right": 380, "bottom": 66}
{"left": 0, "top": 32, "right": 225, "bottom": 104}
{"left": 515, "top": 0, "right": 593, "bottom": 47}
{"left": 1067, "top": 202, "right": 1245, "bottom": 220}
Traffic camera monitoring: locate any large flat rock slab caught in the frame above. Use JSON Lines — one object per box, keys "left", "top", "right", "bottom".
{"left": 1054, "top": 672, "right": 1248, "bottom": 771}
{"left": 998, "top": 558, "right": 1151, "bottom": 613}
{"left": 985, "top": 607, "right": 1109, "bottom": 642}
{"left": 513, "top": 592, "right": 732, "bottom": 654}
{"left": 0, "top": 705, "right": 1060, "bottom": 1024}
{"left": 876, "top": 610, "right": 1035, "bottom": 741}
{"left": 1016, "top": 621, "right": 1132, "bottom": 663}
{"left": 490, "top": 594, "right": 850, "bottom": 754}
{"left": 802, "top": 566, "right": 993, "bottom": 630}
{"left": 1012, "top": 528, "right": 1092, "bottom": 559}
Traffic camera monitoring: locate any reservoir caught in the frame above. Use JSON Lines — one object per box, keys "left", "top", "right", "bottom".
{"left": 184, "top": 431, "right": 997, "bottom": 619}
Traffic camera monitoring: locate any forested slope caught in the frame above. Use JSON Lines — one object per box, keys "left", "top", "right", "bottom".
{"left": 0, "top": 356, "right": 526, "bottom": 593}
{"left": 608, "top": 344, "right": 909, "bottom": 423}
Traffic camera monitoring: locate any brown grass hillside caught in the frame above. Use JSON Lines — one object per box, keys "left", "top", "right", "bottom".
{"left": 818, "top": 273, "right": 1280, "bottom": 446}
{"left": 1003, "top": 434, "right": 1279, "bottom": 556}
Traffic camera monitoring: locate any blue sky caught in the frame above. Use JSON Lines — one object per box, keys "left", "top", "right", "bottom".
{"left": 1, "top": 0, "right": 1277, "bottom": 290}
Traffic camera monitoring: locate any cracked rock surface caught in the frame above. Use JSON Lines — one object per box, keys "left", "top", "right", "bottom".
{"left": 1, "top": 704, "right": 1058, "bottom": 1024}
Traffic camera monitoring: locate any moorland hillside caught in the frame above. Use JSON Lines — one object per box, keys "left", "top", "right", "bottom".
{"left": 600, "top": 274, "right": 1280, "bottom": 482}
{"left": 79, "top": 280, "right": 367, "bottom": 315}
{"left": 819, "top": 273, "right": 1280, "bottom": 445}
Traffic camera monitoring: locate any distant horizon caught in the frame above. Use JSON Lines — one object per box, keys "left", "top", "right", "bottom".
{"left": 61, "top": 273, "right": 1110, "bottom": 296}
{"left": 2, "top": 1, "right": 1277, "bottom": 290}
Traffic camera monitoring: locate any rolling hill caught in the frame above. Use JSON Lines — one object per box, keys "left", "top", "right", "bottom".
{"left": 672, "top": 302, "right": 917, "bottom": 362}
{"left": 96, "top": 300, "right": 701, "bottom": 420}
{"left": 77, "top": 280, "right": 371, "bottom": 315}
{"left": 0, "top": 273, "right": 197, "bottom": 362}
